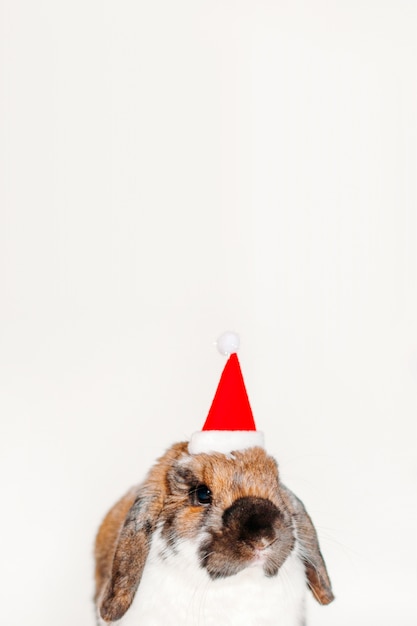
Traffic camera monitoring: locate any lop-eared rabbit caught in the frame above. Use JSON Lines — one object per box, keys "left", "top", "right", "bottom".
{"left": 95, "top": 443, "right": 333, "bottom": 625}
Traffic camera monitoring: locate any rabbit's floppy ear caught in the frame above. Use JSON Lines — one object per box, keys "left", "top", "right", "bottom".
{"left": 98, "top": 492, "right": 161, "bottom": 621}
{"left": 97, "top": 442, "right": 188, "bottom": 622}
{"left": 281, "top": 484, "right": 334, "bottom": 605}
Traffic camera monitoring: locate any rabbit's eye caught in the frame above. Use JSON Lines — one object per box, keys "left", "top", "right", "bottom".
{"left": 190, "top": 484, "right": 212, "bottom": 506}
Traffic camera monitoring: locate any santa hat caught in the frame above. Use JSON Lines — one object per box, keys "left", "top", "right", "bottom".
{"left": 188, "top": 332, "right": 265, "bottom": 455}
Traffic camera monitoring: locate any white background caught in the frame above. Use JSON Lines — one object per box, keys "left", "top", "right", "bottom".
{"left": 0, "top": 1, "right": 416, "bottom": 625}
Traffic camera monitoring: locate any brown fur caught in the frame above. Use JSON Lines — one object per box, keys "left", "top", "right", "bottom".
{"left": 94, "top": 442, "right": 334, "bottom": 622}
{"left": 94, "top": 488, "right": 137, "bottom": 601}
{"left": 280, "top": 485, "right": 334, "bottom": 605}
{"left": 95, "top": 443, "right": 188, "bottom": 621}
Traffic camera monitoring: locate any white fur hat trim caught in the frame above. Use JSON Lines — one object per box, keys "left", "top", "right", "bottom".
{"left": 188, "top": 430, "right": 265, "bottom": 455}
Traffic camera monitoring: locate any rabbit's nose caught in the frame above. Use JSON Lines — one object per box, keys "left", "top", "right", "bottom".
{"left": 222, "top": 496, "right": 280, "bottom": 542}
{"left": 253, "top": 536, "right": 272, "bottom": 551}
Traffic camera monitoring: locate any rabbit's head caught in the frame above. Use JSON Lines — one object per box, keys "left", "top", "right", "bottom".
{"left": 95, "top": 442, "right": 334, "bottom": 622}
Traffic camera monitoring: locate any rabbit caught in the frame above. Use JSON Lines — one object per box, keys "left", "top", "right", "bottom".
{"left": 94, "top": 442, "right": 334, "bottom": 626}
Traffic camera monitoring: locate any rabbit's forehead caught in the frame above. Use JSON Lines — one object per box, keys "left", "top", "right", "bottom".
{"left": 178, "top": 448, "right": 280, "bottom": 500}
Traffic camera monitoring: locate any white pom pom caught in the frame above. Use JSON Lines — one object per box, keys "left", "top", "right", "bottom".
{"left": 216, "top": 331, "right": 240, "bottom": 356}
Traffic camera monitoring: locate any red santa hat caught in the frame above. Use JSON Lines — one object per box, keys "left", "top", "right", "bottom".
{"left": 188, "top": 332, "right": 265, "bottom": 455}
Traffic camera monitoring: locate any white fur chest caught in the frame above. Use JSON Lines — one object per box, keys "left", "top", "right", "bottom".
{"left": 100, "top": 528, "right": 307, "bottom": 626}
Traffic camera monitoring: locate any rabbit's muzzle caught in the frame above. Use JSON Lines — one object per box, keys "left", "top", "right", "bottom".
{"left": 199, "top": 496, "right": 295, "bottom": 579}
{"left": 223, "top": 496, "right": 280, "bottom": 547}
